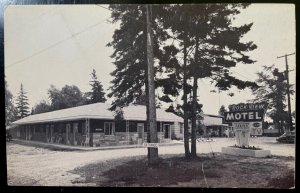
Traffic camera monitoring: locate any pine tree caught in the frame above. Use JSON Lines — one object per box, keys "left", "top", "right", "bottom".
{"left": 157, "top": 4, "right": 258, "bottom": 157}
{"left": 16, "top": 84, "right": 30, "bottom": 119}
{"left": 107, "top": 4, "right": 167, "bottom": 111}
{"left": 88, "top": 69, "right": 106, "bottom": 104}
{"left": 107, "top": 5, "right": 170, "bottom": 165}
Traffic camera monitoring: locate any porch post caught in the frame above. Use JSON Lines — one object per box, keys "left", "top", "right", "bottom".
{"left": 126, "top": 120, "right": 129, "bottom": 144}
{"left": 29, "top": 126, "right": 31, "bottom": 140}
{"left": 50, "top": 124, "right": 53, "bottom": 143}
{"left": 25, "top": 126, "right": 27, "bottom": 140}
{"left": 160, "top": 121, "right": 163, "bottom": 142}
{"left": 86, "top": 118, "right": 91, "bottom": 147}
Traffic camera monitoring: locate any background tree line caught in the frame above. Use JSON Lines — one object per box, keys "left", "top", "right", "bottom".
{"left": 5, "top": 69, "right": 106, "bottom": 124}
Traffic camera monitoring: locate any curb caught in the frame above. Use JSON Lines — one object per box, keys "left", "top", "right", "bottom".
{"left": 8, "top": 139, "right": 182, "bottom": 151}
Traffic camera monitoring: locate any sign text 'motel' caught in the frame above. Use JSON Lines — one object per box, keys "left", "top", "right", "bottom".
{"left": 224, "top": 110, "right": 264, "bottom": 123}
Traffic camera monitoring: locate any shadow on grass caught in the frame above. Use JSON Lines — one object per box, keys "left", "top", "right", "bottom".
{"left": 70, "top": 153, "right": 294, "bottom": 188}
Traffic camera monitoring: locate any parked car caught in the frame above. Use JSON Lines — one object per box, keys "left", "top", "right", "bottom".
{"left": 276, "top": 131, "right": 295, "bottom": 143}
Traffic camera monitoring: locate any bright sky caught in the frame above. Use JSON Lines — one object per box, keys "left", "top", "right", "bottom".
{"left": 4, "top": 4, "right": 296, "bottom": 116}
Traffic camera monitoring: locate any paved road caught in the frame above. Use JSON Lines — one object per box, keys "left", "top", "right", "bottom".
{"left": 6, "top": 137, "right": 295, "bottom": 186}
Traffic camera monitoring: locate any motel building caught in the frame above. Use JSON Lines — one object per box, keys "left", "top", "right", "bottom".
{"left": 9, "top": 103, "right": 184, "bottom": 147}
{"left": 200, "top": 114, "right": 231, "bottom": 137}
{"left": 9, "top": 102, "right": 231, "bottom": 147}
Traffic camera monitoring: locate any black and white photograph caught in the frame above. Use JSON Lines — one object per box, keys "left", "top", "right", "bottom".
{"left": 2, "top": 0, "right": 296, "bottom": 189}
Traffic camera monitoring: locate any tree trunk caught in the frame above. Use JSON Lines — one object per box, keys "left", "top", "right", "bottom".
{"left": 146, "top": 4, "right": 158, "bottom": 165}
{"left": 191, "top": 35, "right": 199, "bottom": 158}
{"left": 191, "top": 77, "right": 198, "bottom": 157}
{"left": 183, "top": 39, "right": 191, "bottom": 159}
{"left": 145, "top": 58, "right": 150, "bottom": 159}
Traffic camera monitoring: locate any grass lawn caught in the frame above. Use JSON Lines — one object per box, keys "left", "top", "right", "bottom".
{"left": 70, "top": 153, "right": 294, "bottom": 188}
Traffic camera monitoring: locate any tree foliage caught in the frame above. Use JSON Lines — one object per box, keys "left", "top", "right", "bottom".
{"left": 251, "top": 65, "right": 294, "bottom": 132}
{"left": 16, "top": 84, "right": 30, "bottom": 119}
{"left": 87, "top": 69, "right": 106, "bottom": 104}
{"left": 157, "top": 4, "right": 258, "bottom": 102}
{"left": 5, "top": 79, "right": 17, "bottom": 126}
{"left": 48, "top": 85, "right": 88, "bottom": 111}
{"left": 32, "top": 100, "right": 52, "bottom": 115}
{"left": 156, "top": 4, "right": 257, "bottom": 157}
{"left": 107, "top": 4, "right": 167, "bottom": 111}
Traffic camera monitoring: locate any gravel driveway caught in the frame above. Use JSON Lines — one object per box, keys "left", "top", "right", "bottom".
{"left": 6, "top": 137, "right": 295, "bottom": 186}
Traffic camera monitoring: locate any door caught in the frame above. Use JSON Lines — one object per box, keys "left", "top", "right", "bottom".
{"left": 164, "top": 124, "right": 171, "bottom": 139}
{"left": 46, "top": 125, "right": 50, "bottom": 142}
{"left": 137, "top": 123, "right": 144, "bottom": 141}
{"left": 73, "top": 123, "right": 78, "bottom": 145}
{"left": 50, "top": 125, "right": 54, "bottom": 143}
{"left": 66, "top": 124, "right": 71, "bottom": 145}
{"left": 25, "top": 127, "right": 28, "bottom": 140}
{"left": 28, "top": 127, "right": 31, "bottom": 140}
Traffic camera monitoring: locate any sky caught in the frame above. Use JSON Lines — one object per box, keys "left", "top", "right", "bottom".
{"left": 4, "top": 4, "right": 296, "bottom": 116}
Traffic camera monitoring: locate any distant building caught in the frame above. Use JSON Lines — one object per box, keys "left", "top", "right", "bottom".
{"left": 10, "top": 103, "right": 183, "bottom": 147}
{"left": 200, "top": 114, "right": 230, "bottom": 137}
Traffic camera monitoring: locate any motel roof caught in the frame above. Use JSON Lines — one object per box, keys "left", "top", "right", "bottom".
{"left": 12, "top": 103, "right": 183, "bottom": 125}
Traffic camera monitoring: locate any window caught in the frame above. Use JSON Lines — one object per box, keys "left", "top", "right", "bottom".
{"left": 104, "top": 122, "right": 115, "bottom": 135}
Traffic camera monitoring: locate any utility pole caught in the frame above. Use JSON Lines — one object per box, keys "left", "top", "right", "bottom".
{"left": 277, "top": 52, "right": 295, "bottom": 132}
{"left": 146, "top": 4, "right": 158, "bottom": 165}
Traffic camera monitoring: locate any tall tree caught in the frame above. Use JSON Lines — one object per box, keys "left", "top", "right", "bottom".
{"left": 107, "top": 4, "right": 166, "bottom": 111}
{"left": 157, "top": 4, "right": 258, "bottom": 158}
{"left": 156, "top": 5, "right": 195, "bottom": 158}
{"left": 251, "top": 65, "right": 294, "bottom": 133}
{"left": 16, "top": 84, "right": 30, "bottom": 119}
{"left": 146, "top": 4, "right": 159, "bottom": 165}
{"left": 107, "top": 4, "right": 169, "bottom": 164}
{"left": 87, "top": 69, "right": 106, "bottom": 104}
{"left": 5, "top": 79, "right": 17, "bottom": 126}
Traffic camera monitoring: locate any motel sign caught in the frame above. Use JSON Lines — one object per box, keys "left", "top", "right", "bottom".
{"left": 225, "top": 102, "right": 266, "bottom": 122}
{"left": 224, "top": 103, "right": 267, "bottom": 146}
{"left": 224, "top": 110, "right": 264, "bottom": 122}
